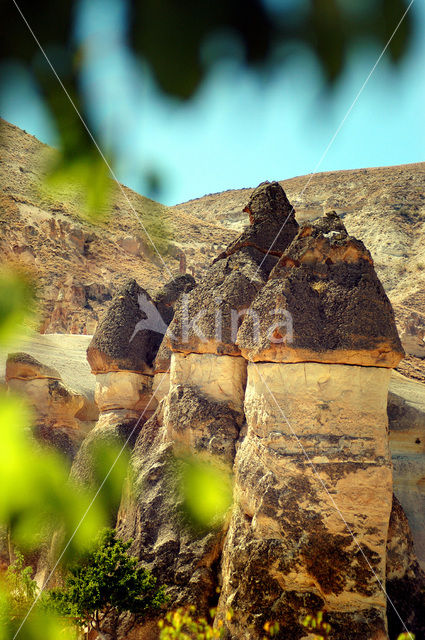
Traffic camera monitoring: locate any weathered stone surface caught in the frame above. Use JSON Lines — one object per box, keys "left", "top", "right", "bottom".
{"left": 388, "top": 371, "right": 425, "bottom": 570}
{"left": 386, "top": 495, "right": 425, "bottom": 640}
{"left": 213, "top": 181, "right": 298, "bottom": 263}
{"left": 117, "top": 348, "right": 246, "bottom": 634}
{"left": 5, "top": 352, "right": 86, "bottom": 463}
{"left": 169, "top": 352, "right": 247, "bottom": 413}
{"left": 167, "top": 183, "right": 298, "bottom": 356}
{"left": 32, "top": 423, "right": 85, "bottom": 463}
{"left": 87, "top": 279, "right": 162, "bottom": 374}
{"left": 153, "top": 274, "right": 197, "bottom": 375}
{"left": 70, "top": 419, "right": 140, "bottom": 490}
{"left": 153, "top": 340, "right": 172, "bottom": 374}
{"left": 7, "top": 377, "right": 84, "bottom": 429}
{"left": 154, "top": 274, "right": 196, "bottom": 325}
{"left": 217, "top": 362, "right": 393, "bottom": 639}
{"left": 94, "top": 371, "right": 156, "bottom": 420}
{"left": 0, "top": 333, "right": 97, "bottom": 426}
{"left": 167, "top": 250, "right": 269, "bottom": 356}
{"left": 152, "top": 371, "right": 170, "bottom": 403}
{"left": 237, "top": 217, "right": 404, "bottom": 367}
{"left": 117, "top": 401, "right": 235, "bottom": 619}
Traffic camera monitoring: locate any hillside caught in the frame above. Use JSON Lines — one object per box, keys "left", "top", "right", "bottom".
{"left": 0, "top": 119, "right": 233, "bottom": 333}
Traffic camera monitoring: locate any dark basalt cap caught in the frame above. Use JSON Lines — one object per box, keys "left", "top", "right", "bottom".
{"left": 168, "top": 183, "right": 299, "bottom": 356}
{"left": 237, "top": 215, "right": 405, "bottom": 367}
{"left": 213, "top": 181, "right": 299, "bottom": 267}
{"left": 87, "top": 279, "right": 164, "bottom": 374}
{"left": 154, "top": 274, "right": 196, "bottom": 325}
{"left": 244, "top": 180, "right": 294, "bottom": 224}
{"left": 153, "top": 274, "right": 197, "bottom": 372}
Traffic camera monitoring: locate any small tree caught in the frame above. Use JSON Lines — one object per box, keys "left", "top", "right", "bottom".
{"left": 46, "top": 528, "right": 167, "bottom": 639}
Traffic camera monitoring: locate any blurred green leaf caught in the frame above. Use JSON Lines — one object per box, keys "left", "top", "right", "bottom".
{"left": 0, "top": 267, "right": 37, "bottom": 346}
{"left": 179, "top": 456, "right": 233, "bottom": 529}
{"left": 0, "top": 392, "right": 108, "bottom": 559}
{"left": 41, "top": 151, "right": 113, "bottom": 221}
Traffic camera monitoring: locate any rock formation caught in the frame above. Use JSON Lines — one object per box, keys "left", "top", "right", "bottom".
{"left": 167, "top": 182, "right": 299, "bottom": 356}
{"left": 385, "top": 495, "right": 425, "bottom": 639}
{"left": 388, "top": 372, "right": 425, "bottom": 571}
{"left": 5, "top": 352, "right": 85, "bottom": 462}
{"left": 113, "top": 184, "right": 425, "bottom": 640}
{"left": 72, "top": 275, "right": 195, "bottom": 487}
{"left": 116, "top": 183, "right": 298, "bottom": 626}
{"left": 214, "top": 216, "right": 403, "bottom": 639}
{"left": 72, "top": 280, "right": 163, "bottom": 489}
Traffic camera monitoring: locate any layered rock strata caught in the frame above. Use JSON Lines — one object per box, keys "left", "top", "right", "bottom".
{"left": 217, "top": 217, "right": 404, "bottom": 639}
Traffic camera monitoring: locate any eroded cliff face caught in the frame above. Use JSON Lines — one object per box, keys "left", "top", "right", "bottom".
{"left": 107, "top": 183, "right": 423, "bottom": 638}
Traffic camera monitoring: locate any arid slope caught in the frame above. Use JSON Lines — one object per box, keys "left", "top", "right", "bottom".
{"left": 0, "top": 119, "right": 232, "bottom": 333}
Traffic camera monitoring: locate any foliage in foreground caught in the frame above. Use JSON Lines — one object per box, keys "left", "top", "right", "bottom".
{"left": 46, "top": 528, "right": 167, "bottom": 637}
{"left": 159, "top": 607, "right": 225, "bottom": 640}
{"left": 158, "top": 607, "right": 415, "bottom": 640}
{"left": 1, "top": 550, "right": 37, "bottom": 622}
{"left": 0, "top": 550, "right": 75, "bottom": 640}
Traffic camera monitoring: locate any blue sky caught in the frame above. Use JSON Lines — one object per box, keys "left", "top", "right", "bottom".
{"left": 1, "top": 0, "right": 424, "bottom": 205}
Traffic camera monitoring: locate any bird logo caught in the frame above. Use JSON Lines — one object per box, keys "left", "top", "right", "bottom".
{"left": 129, "top": 293, "right": 169, "bottom": 342}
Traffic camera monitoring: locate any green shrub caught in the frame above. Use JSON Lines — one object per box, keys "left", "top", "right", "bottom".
{"left": 46, "top": 528, "right": 167, "bottom": 638}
